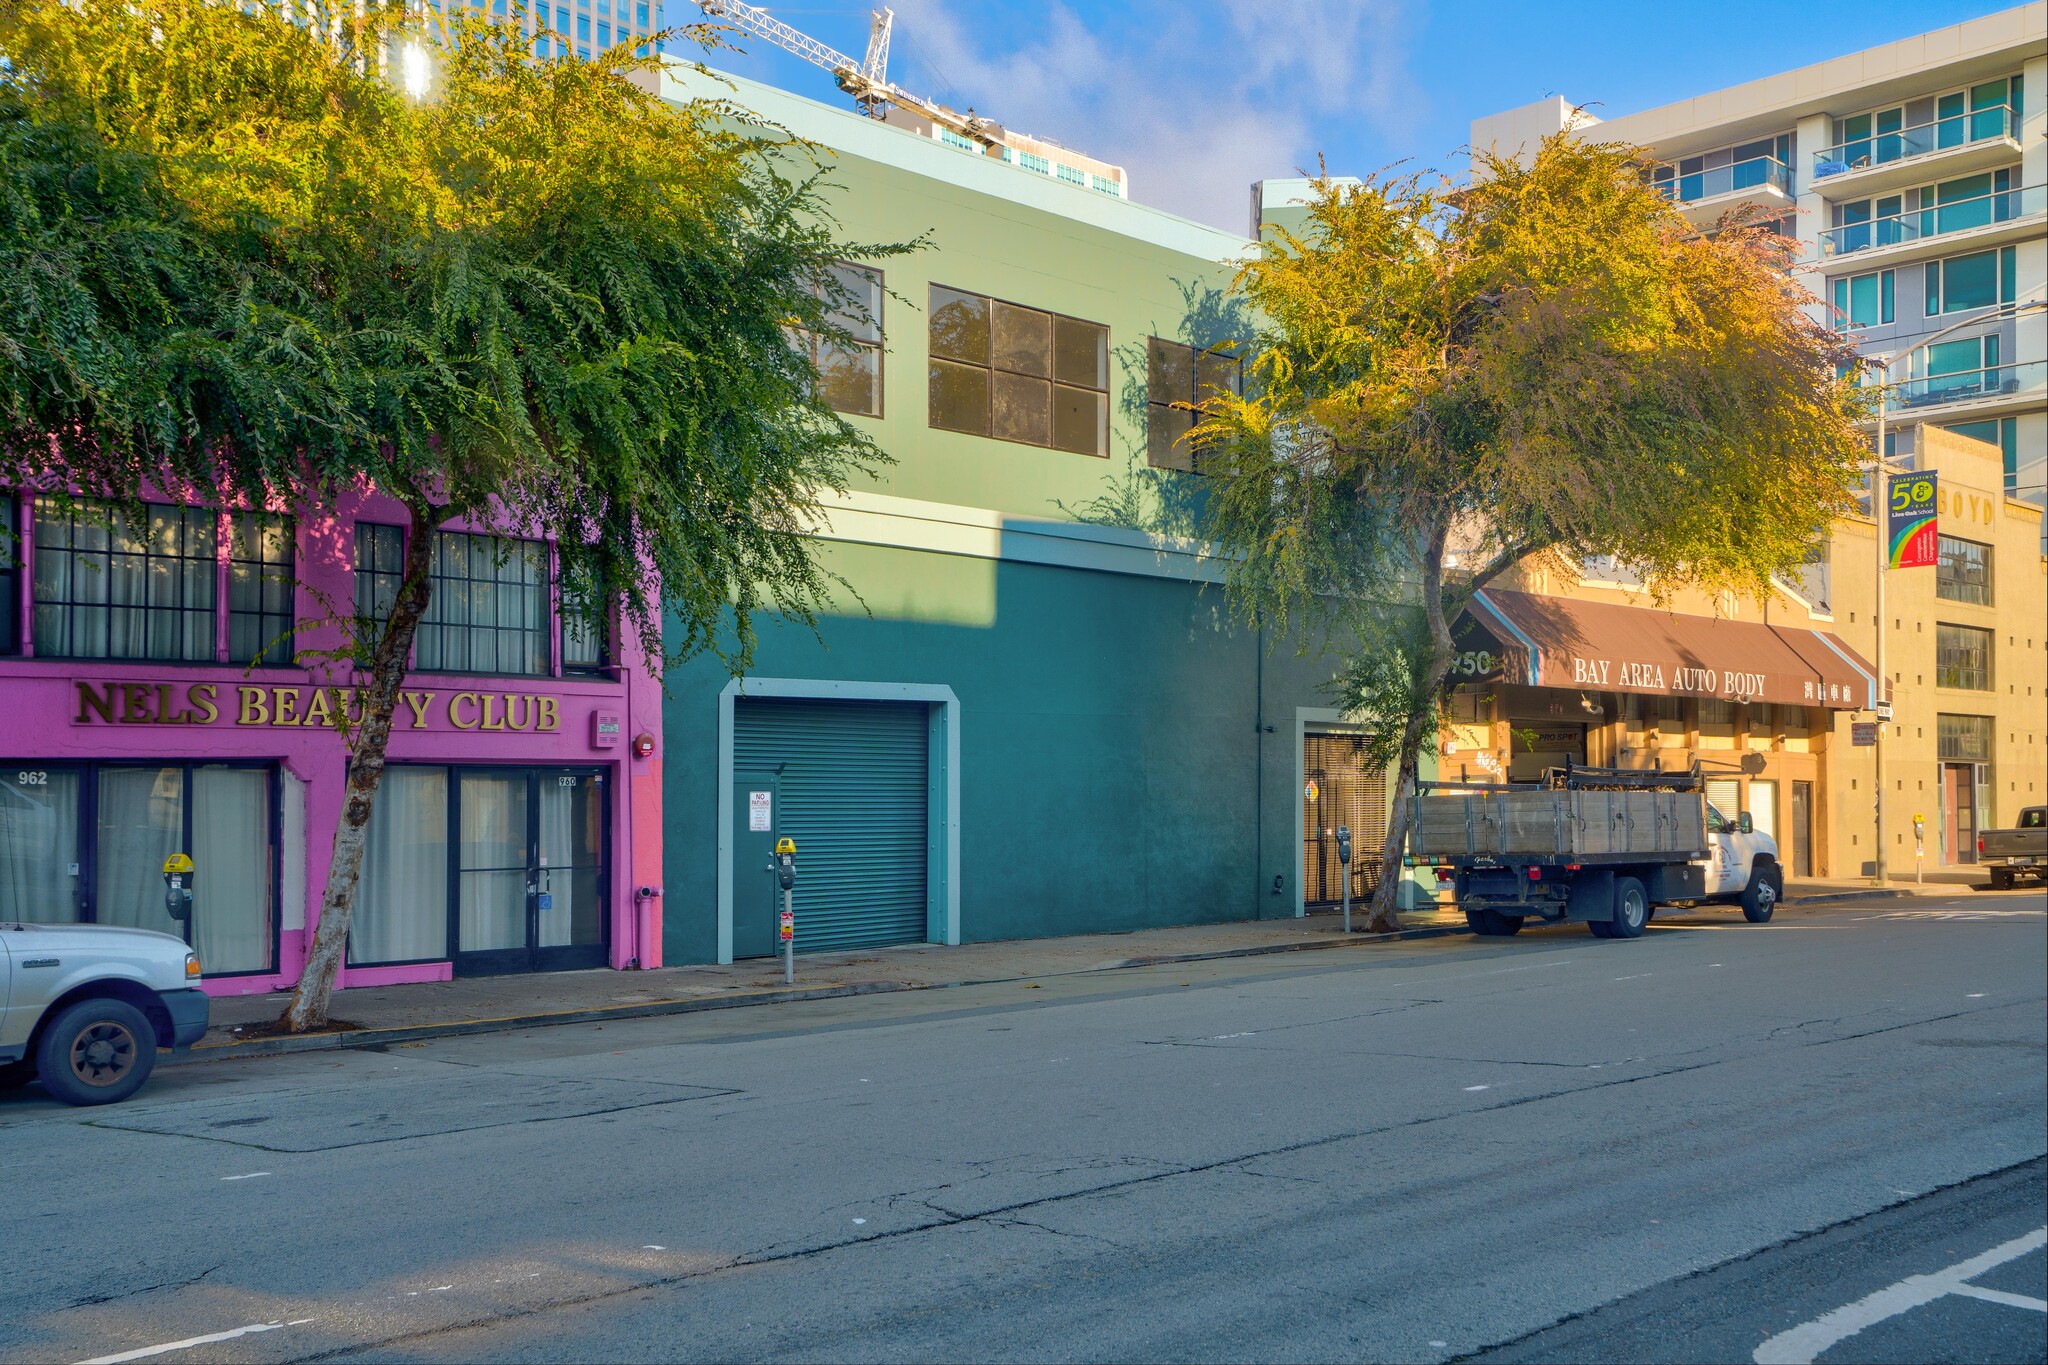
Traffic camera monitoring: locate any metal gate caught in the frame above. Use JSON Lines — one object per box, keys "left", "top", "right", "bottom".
{"left": 1302, "top": 733, "right": 1387, "bottom": 906}
{"left": 733, "top": 698, "right": 929, "bottom": 953}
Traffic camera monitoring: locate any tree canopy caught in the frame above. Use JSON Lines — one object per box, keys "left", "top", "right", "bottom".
{"left": 1196, "top": 135, "right": 1869, "bottom": 927}
{"left": 1, "top": 0, "right": 906, "bottom": 1025}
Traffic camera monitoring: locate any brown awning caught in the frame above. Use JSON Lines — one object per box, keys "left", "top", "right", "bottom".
{"left": 1465, "top": 589, "right": 1878, "bottom": 711}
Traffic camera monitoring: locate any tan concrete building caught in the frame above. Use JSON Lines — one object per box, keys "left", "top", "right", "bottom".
{"left": 1441, "top": 428, "right": 2044, "bottom": 883}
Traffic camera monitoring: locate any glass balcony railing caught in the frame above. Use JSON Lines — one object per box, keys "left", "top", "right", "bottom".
{"left": 1889, "top": 360, "right": 2046, "bottom": 411}
{"left": 1820, "top": 184, "right": 2045, "bottom": 257}
{"left": 1813, "top": 106, "right": 2017, "bottom": 179}
{"left": 1654, "top": 156, "right": 1792, "bottom": 205}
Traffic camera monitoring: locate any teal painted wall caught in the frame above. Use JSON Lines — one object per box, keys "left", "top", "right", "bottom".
{"left": 660, "top": 540, "right": 1349, "bottom": 965}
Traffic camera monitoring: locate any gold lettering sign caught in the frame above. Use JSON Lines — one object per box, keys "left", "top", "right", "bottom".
{"left": 72, "top": 681, "right": 560, "bottom": 733}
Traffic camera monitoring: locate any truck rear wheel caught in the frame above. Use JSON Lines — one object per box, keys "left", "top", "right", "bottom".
{"left": 1607, "top": 878, "right": 1649, "bottom": 939}
{"left": 1465, "top": 908, "right": 1525, "bottom": 936}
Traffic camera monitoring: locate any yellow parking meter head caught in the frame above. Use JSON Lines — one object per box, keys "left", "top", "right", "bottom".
{"left": 162, "top": 852, "right": 194, "bottom": 876}
{"left": 775, "top": 837, "right": 796, "bottom": 855}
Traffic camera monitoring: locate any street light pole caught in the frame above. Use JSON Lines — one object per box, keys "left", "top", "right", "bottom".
{"left": 1860, "top": 296, "right": 2046, "bottom": 887}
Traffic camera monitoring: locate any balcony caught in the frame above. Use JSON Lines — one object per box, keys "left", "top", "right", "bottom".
{"left": 1655, "top": 156, "right": 1794, "bottom": 226}
{"left": 1886, "top": 360, "right": 2045, "bottom": 421}
{"left": 1811, "top": 107, "right": 2021, "bottom": 198}
{"left": 1818, "top": 184, "right": 2045, "bottom": 269}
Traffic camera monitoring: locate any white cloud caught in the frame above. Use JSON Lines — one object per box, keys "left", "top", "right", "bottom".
{"left": 882, "top": 0, "right": 1422, "bottom": 232}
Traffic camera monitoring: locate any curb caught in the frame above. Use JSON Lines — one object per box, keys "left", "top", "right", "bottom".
{"left": 1780, "top": 888, "right": 1924, "bottom": 906}
{"left": 171, "top": 920, "right": 1470, "bottom": 1066}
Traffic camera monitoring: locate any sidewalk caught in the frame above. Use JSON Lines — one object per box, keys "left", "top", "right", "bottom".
{"left": 184, "top": 875, "right": 1971, "bottom": 1064}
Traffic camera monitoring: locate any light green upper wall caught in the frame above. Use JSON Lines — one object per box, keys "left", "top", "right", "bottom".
{"left": 660, "top": 62, "right": 1257, "bottom": 528}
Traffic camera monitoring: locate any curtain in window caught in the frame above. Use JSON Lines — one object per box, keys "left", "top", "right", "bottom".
{"left": 95, "top": 767, "right": 183, "bottom": 936}
{"left": 0, "top": 770, "right": 83, "bottom": 923}
{"left": 352, "top": 766, "right": 450, "bottom": 964}
{"left": 191, "top": 767, "right": 272, "bottom": 973}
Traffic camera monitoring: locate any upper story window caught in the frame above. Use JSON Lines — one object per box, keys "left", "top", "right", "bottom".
{"left": 227, "top": 512, "right": 296, "bottom": 667}
{"left": 353, "top": 526, "right": 550, "bottom": 676}
{"left": 809, "top": 263, "right": 883, "bottom": 418}
{"left": 1935, "top": 623, "right": 1994, "bottom": 691}
{"left": 928, "top": 286, "right": 1108, "bottom": 456}
{"left": 1146, "top": 338, "right": 1240, "bottom": 472}
{"left": 1823, "top": 169, "right": 2025, "bottom": 258}
{"left": 1830, "top": 268, "right": 1893, "bottom": 329}
{"left": 1648, "top": 133, "right": 1792, "bottom": 204}
{"left": 1935, "top": 535, "right": 1993, "bottom": 605}
{"left": 561, "top": 579, "right": 610, "bottom": 675}
{"left": 0, "top": 527, "right": 17, "bottom": 655}
{"left": 32, "top": 498, "right": 218, "bottom": 662}
{"left": 1926, "top": 246, "right": 2017, "bottom": 315}
{"left": 1819, "top": 76, "right": 2023, "bottom": 174}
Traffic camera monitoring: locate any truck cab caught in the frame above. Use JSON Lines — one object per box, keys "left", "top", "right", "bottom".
{"left": 1704, "top": 802, "right": 1779, "bottom": 903}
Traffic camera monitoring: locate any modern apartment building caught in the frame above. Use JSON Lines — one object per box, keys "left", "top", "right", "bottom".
{"left": 1472, "top": 2, "right": 2047, "bottom": 505}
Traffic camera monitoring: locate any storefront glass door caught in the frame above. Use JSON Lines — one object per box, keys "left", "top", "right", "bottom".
{"left": 452, "top": 767, "right": 607, "bottom": 975}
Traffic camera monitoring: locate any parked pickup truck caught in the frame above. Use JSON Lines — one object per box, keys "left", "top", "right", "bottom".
{"left": 0, "top": 923, "right": 210, "bottom": 1105}
{"left": 1412, "top": 762, "right": 1783, "bottom": 939}
{"left": 1978, "top": 806, "right": 2047, "bottom": 890}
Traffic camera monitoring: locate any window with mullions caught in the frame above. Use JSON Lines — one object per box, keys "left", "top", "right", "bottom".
{"left": 561, "top": 580, "right": 610, "bottom": 674}
{"left": 228, "top": 513, "right": 296, "bottom": 667}
{"left": 353, "top": 522, "right": 405, "bottom": 653}
{"left": 808, "top": 263, "right": 883, "bottom": 417}
{"left": 1935, "top": 623, "right": 1993, "bottom": 691}
{"left": 1, "top": 523, "right": 17, "bottom": 654}
{"left": 1146, "top": 337, "right": 1240, "bottom": 472}
{"left": 1831, "top": 269, "right": 1893, "bottom": 329}
{"left": 0, "top": 762, "right": 277, "bottom": 975}
{"left": 1936, "top": 536, "right": 1993, "bottom": 606}
{"left": 418, "top": 531, "right": 549, "bottom": 676}
{"left": 929, "top": 286, "right": 1109, "bottom": 456}
{"left": 32, "top": 498, "right": 216, "bottom": 661}
{"left": 1926, "top": 246, "right": 2017, "bottom": 315}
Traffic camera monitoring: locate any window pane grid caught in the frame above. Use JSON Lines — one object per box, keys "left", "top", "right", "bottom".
{"left": 1935, "top": 535, "right": 1992, "bottom": 605}
{"left": 353, "top": 523, "right": 405, "bottom": 656}
{"left": 929, "top": 285, "right": 1108, "bottom": 456}
{"left": 228, "top": 512, "right": 296, "bottom": 666}
{"left": 1146, "top": 336, "right": 1239, "bottom": 472}
{"left": 417, "top": 530, "right": 548, "bottom": 676}
{"left": 32, "top": 498, "right": 217, "bottom": 661}
{"left": 1935, "top": 623, "right": 1993, "bottom": 691}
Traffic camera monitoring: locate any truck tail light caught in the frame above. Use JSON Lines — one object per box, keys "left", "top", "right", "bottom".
{"left": 1977, "top": 837, "right": 1985, "bottom": 855}
{"left": 1527, "top": 866, "right": 1541, "bottom": 881}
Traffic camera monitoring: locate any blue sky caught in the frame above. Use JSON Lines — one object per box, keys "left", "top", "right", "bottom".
{"left": 662, "top": 0, "right": 2021, "bottom": 232}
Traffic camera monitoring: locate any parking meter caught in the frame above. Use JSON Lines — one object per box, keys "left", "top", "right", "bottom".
{"left": 774, "top": 838, "right": 797, "bottom": 983}
{"left": 1912, "top": 814, "right": 1925, "bottom": 884}
{"left": 1336, "top": 825, "right": 1353, "bottom": 934}
{"left": 162, "top": 852, "right": 194, "bottom": 926}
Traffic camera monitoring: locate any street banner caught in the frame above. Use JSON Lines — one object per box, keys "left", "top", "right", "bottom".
{"left": 1887, "top": 471, "right": 1938, "bottom": 569}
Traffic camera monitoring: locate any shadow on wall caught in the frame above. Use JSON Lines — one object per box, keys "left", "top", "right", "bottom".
{"left": 1054, "top": 278, "right": 1255, "bottom": 542}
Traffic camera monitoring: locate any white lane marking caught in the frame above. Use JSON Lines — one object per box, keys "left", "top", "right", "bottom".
{"left": 852, "top": 1218, "right": 867, "bottom": 1225}
{"left": 1753, "top": 1227, "right": 2047, "bottom": 1364}
{"left": 642, "top": 1245, "right": 666, "bottom": 1251}
{"left": 1612, "top": 973, "right": 1654, "bottom": 981}
{"left": 1967, "top": 993, "right": 1986, "bottom": 998}
{"left": 218, "top": 1172, "right": 270, "bottom": 1182}
{"left": 76, "top": 1319, "right": 313, "bottom": 1364}
{"left": 1953, "top": 1284, "right": 2048, "bottom": 1312}
{"left": 1462, "top": 1085, "right": 1489, "bottom": 1092}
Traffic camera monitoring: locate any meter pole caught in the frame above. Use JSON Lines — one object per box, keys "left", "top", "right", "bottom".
{"left": 1873, "top": 396, "right": 1888, "bottom": 888}
{"left": 782, "top": 881, "right": 794, "bottom": 985}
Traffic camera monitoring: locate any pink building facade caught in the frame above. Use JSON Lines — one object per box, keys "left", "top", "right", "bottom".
{"left": 0, "top": 485, "right": 664, "bottom": 996}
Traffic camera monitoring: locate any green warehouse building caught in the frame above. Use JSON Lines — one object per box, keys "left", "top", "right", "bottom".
{"left": 655, "top": 65, "right": 1410, "bottom": 967}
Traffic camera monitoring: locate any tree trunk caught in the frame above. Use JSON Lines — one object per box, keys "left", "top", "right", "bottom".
{"left": 1365, "top": 524, "right": 1457, "bottom": 933}
{"left": 279, "top": 497, "right": 439, "bottom": 1033}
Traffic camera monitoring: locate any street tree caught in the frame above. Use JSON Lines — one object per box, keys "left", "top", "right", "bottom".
{"left": 0, "top": 0, "right": 902, "bottom": 1028}
{"left": 1196, "top": 135, "right": 1868, "bottom": 931}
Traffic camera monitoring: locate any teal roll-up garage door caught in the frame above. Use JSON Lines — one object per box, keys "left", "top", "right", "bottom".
{"left": 734, "top": 698, "right": 929, "bottom": 952}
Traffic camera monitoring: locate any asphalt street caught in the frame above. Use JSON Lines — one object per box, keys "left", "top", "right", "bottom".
{"left": 2, "top": 890, "right": 2043, "bottom": 1364}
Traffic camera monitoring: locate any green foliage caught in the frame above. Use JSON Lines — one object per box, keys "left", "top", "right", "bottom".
{"left": 0, "top": 0, "right": 905, "bottom": 670}
{"left": 1200, "top": 131, "right": 1870, "bottom": 714}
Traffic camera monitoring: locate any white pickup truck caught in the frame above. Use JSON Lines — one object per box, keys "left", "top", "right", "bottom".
{"left": 0, "top": 923, "right": 210, "bottom": 1105}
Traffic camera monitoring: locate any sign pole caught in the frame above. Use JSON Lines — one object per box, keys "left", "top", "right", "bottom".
{"left": 1872, "top": 399, "right": 1889, "bottom": 888}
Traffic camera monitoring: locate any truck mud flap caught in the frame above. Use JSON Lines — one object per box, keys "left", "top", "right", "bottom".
{"left": 1565, "top": 870, "right": 1617, "bottom": 923}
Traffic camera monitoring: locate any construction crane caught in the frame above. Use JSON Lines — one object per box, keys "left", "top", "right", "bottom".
{"left": 696, "top": 1, "right": 1005, "bottom": 147}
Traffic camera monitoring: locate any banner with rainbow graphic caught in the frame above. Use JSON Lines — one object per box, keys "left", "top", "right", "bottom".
{"left": 1887, "top": 472, "right": 1938, "bottom": 569}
